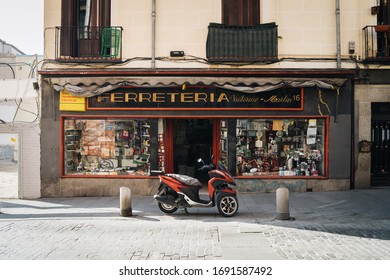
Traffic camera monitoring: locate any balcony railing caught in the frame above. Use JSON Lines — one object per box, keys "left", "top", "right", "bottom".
{"left": 55, "top": 26, "right": 123, "bottom": 63}
{"left": 206, "top": 22, "right": 278, "bottom": 63}
{"left": 362, "top": 25, "right": 390, "bottom": 64}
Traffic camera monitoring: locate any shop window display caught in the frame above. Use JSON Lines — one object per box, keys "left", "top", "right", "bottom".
{"left": 63, "top": 118, "right": 151, "bottom": 176}
{"left": 232, "top": 118, "right": 326, "bottom": 177}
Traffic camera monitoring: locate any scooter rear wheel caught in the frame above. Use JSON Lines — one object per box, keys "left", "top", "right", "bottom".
{"left": 217, "top": 194, "right": 239, "bottom": 217}
{"left": 158, "top": 193, "right": 178, "bottom": 214}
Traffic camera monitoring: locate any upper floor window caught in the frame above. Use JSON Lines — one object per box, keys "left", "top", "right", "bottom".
{"left": 222, "top": 0, "right": 260, "bottom": 25}
{"left": 61, "top": 0, "right": 111, "bottom": 29}
{"left": 57, "top": 0, "right": 122, "bottom": 62}
{"left": 363, "top": 0, "right": 390, "bottom": 62}
{"left": 207, "top": 0, "right": 276, "bottom": 62}
{"left": 377, "top": 0, "right": 389, "bottom": 25}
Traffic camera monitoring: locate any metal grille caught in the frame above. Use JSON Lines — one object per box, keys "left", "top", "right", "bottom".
{"left": 371, "top": 120, "right": 390, "bottom": 186}
{"left": 206, "top": 22, "right": 278, "bottom": 63}
{"left": 362, "top": 25, "right": 390, "bottom": 63}
{"left": 55, "top": 26, "right": 123, "bottom": 63}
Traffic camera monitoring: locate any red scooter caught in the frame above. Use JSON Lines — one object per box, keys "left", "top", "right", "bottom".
{"left": 153, "top": 158, "right": 239, "bottom": 217}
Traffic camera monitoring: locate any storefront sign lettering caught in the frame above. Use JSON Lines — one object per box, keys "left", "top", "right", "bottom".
{"left": 87, "top": 87, "right": 303, "bottom": 110}
{"left": 97, "top": 92, "right": 230, "bottom": 104}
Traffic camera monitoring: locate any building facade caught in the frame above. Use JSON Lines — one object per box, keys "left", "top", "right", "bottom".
{"left": 39, "top": 0, "right": 389, "bottom": 197}
{"left": 354, "top": 1, "right": 390, "bottom": 188}
{"left": 0, "top": 47, "right": 41, "bottom": 198}
{"left": 0, "top": 39, "right": 25, "bottom": 56}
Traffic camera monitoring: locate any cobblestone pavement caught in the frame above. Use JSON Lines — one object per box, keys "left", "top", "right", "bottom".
{"left": 1, "top": 189, "right": 390, "bottom": 260}
{"left": 0, "top": 160, "right": 18, "bottom": 198}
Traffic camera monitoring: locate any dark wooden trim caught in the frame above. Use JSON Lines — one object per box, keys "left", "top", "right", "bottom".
{"left": 60, "top": 115, "right": 65, "bottom": 177}
{"left": 212, "top": 119, "right": 221, "bottom": 165}
{"left": 165, "top": 119, "right": 174, "bottom": 173}
{"left": 222, "top": 0, "right": 260, "bottom": 25}
{"left": 60, "top": 114, "right": 329, "bottom": 178}
{"left": 40, "top": 68, "right": 356, "bottom": 78}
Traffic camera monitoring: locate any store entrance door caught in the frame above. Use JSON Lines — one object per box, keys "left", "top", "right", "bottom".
{"left": 172, "top": 119, "right": 213, "bottom": 184}
{"left": 371, "top": 103, "right": 390, "bottom": 186}
{"left": 0, "top": 133, "right": 19, "bottom": 198}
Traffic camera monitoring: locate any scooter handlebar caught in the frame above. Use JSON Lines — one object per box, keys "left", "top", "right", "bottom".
{"left": 198, "top": 164, "right": 215, "bottom": 172}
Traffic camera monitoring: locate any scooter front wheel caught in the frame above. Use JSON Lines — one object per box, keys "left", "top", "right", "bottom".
{"left": 217, "top": 194, "right": 239, "bottom": 217}
{"left": 158, "top": 193, "right": 178, "bottom": 214}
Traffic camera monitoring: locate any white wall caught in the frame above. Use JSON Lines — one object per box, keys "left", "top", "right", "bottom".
{"left": 0, "top": 123, "right": 41, "bottom": 198}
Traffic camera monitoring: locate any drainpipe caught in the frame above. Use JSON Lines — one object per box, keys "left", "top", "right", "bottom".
{"left": 151, "top": 0, "right": 156, "bottom": 69}
{"left": 336, "top": 0, "right": 341, "bottom": 69}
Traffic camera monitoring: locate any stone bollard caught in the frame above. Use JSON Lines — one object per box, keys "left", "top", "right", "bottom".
{"left": 120, "top": 187, "right": 132, "bottom": 217}
{"left": 276, "top": 187, "right": 290, "bottom": 220}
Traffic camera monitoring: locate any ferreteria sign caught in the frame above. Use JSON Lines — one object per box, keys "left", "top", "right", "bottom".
{"left": 87, "top": 86, "right": 304, "bottom": 111}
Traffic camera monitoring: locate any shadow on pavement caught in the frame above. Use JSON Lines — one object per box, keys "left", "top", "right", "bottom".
{"left": 1, "top": 189, "right": 390, "bottom": 241}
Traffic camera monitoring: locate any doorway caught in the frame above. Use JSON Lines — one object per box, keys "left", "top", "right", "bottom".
{"left": 0, "top": 133, "right": 19, "bottom": 198}
{"left": 172, "top": 119, "right": 213, "bottom": 184}
{"left": 371, "top": 103, "right": 390, "bottom": 186}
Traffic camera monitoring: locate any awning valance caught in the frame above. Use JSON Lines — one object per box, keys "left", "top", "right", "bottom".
{"left": 47, "top": 76, "right": 347, "bottom": 97}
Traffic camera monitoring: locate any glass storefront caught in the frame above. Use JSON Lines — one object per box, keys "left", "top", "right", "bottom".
{"left": 220, "top": 117, "right": 326, "bottom": 177}
{"left": 64, "top": 118, "right": 153, "bottom": 176}
{"left": 63, "top": 116, "right": 326, "bottom": 178}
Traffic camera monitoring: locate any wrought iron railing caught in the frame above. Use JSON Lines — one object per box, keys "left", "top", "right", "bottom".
{"left": 362, "top": 25, "right": 390, "bottom": 63}
{"left": 55, "top": 26, "right": 123, "bottom": 62}
{"left": 206, "top": 22, "right": 278, "bottom": 63}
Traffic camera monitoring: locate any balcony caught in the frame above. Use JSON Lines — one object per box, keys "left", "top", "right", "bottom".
{"left": 206, "top": 22, "right": 278, "bottom": 63}
{"left": 362, "top": 25, "right": 390, "bottom": 64}
{"left": 55, "top": 26, "right": 123, "bottom": 63}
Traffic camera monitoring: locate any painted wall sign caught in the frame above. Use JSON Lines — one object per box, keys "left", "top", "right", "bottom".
{"left": 60, "top": 91, "right": 86, "bottom": 111}
{"left": 87, "top": 87, "right": 304, "bottom": 111}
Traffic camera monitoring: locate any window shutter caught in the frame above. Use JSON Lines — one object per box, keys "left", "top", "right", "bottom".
{"left": 60, "top": 0, "right": 111, "bottom": 58}
{"left": 222, "top": 0, "right": 260, "bottom": 26}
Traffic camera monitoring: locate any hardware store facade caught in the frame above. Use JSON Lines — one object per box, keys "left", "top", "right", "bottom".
{"left": 39, "top": 70, "right": 354, "bottom": 197}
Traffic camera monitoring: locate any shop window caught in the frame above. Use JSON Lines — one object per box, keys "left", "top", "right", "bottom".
{"left": 63, "top": 118, "right": 151, "bottom": 176}
{"left": 220, "top": 118, "right": 327, "bottom": 177}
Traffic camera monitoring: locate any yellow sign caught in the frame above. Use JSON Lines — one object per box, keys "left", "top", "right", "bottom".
{"left": 60, "top": 91, "right": 86, "bottom": 111}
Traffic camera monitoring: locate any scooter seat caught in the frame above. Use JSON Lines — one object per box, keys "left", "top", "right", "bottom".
{"left": 167, "top": 174, "right": 202, "bottom": 188}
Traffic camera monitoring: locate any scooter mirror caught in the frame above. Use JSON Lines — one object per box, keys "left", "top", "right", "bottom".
{"left": 197, "top": 158, "right": 204, "bottom": 164}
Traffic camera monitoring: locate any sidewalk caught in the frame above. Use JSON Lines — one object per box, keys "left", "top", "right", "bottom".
{"left": 1, "top": 188, "right": 390, "bottom": 260}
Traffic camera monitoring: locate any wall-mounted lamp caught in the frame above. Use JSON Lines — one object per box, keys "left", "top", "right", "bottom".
{"left": 359, "top": 140, "right": 371, "bottom": 153}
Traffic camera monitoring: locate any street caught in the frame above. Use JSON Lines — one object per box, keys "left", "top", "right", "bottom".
{"left": 1, "top": 189, "right": 390, "bottom": 260}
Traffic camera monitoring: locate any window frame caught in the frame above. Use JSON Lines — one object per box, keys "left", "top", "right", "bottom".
{"left": 222, "top": 0, "right": 260, "bottom": 25}
{"left": 60, "top": 115, "right": 329, "bottom": 179}
{"left": 61, "top": 0, "right": 111, "bottom": 28}
{"left": 60, "top": 115, "right": 154, "bottom": 178}
{"left": 60, "top": 0, "right": 111, "bottom": 57}
{"left": 220, "top": 116, "right": 329, "bottom": 179}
